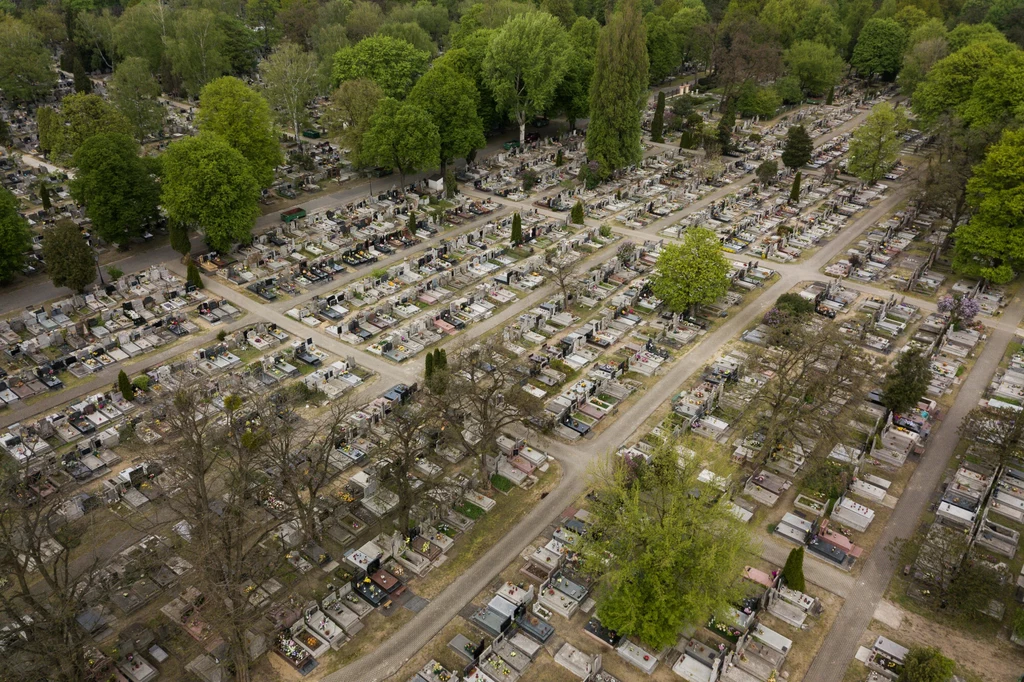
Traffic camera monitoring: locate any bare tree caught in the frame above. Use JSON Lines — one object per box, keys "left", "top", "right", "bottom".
{"left": 958, "top": 405, "right": 1024, "bottom": 466}
{"left": 544, "top": 247, "right": 582, "bottom": 308}
{"left": 0, "top": 462, "right": 102, "bottom": 682}
{"left": 428, "top": 339, "right": 545, "bottom": 487}
{"left": 160, "top": 387, "right": 291, "bottom": 682}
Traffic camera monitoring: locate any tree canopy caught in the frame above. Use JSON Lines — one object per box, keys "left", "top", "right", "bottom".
{"left": 0, "top": 17, "right": 56, "bottom": 104}
{"left": 45, "top": 94, "right": 130, "bottom": 165}
{"left": 0, "top": 187, "right": 32, "bottom": 284}
{"left": 782, "top": 124, "right": 814, "bottom": 168}
{"left": 259, "top": 41, "right": 320, "bottom": 148}
{"left": 161, "top": 133, "right": 262, "bottom": 253}
{"left": 42, "top": 220, "right": 96, "bottom": 293}
{"left": 848, "top": 102, "right": 908, "bottom": 184}
{"left": 785, "top": 40, "right": 845, "bottom": 95}
{"left": 851, "top": 18, "right": 907, "bottom": 79}
{"left": 408, "top": 64, "right": 485, "bottom": 170}
{"left": 324, "top": 78, "right": 383, "bottom": 167}
{"left": 333, "top": 35, "right": 429, "bottom": 98}
{"left": 881, "top": 348, "right": 932, "bottom": 414}
{"left": 651, "top": 227, "right": 731, "bottom": 315}
{"left": 578, "top": 440, "right": 750, "bottom": 650}
{"left": 198, "top": 76, "right": 283, "bottom": 188}
{"left": 109, "top": 57, "right": 164, "bottom": 142}
{"left": 362, "top": 97, "right": 440, "bottom": 186}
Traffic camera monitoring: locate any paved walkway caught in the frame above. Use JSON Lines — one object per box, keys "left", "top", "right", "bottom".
{"left": 803, "top": 295, "right": 1024, "bottom": 682}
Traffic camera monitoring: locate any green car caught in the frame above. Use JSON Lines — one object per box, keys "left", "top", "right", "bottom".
{"left": 503, "top": 140, "right": 520, "bottom": 150}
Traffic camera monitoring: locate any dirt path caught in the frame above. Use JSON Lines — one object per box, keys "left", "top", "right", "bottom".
{"left": 872, "top": 601, "right": 1023, "bottom": 682}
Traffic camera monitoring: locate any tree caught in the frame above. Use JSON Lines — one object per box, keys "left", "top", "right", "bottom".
{"left": 652, "top": 228, "right": 730, "bottom": 316}
{"left": 553, "top": 17, "right": 600, "bottom": 130}
{"left": 112, "top": 0, "right": 170, "bottom": 74}
{"left": 46, "top": 93, "right": 130, "bottom": 165}
{"left": 409, "top": 64, "right": 485, "bottom": 174}
{"left": 259, "top": 42, "right": 319, "bottom": 149}
{"left": 578, "top": 440, "right": 751, "bottom": 650}
{"left": 790, "top": 170, "right": 802, "bottom": 202}
{"left": 379, "top": 21, "right": 436, "bottom": 56}
{"left": 910, "top": 42, "right": 1015, "bottom": 129}
{"left": 717, "top": 106, "right": 735, "bottom": 153}
{"left": 117, "top": 370, "right": 134, "bottom": 401}
{"left": 511, "top": 212, "right": 523, "bottom": 245}
{"left": 571, "top": 200, "right": 585, "bottom": 224}
{"left": 898, "top": 37, "right": 949, "bottom": 97}
{"left": 586, "top": 0, "right": 649, "bottom": 175}
{"left": 0, "top": 17, "right": 55, "bottom": 104}
{"left": 0, "top": 187, "right": 31, "bottom": 284}
{"left": 39, "top": 182, "right": 51, "bottom": 213}
{"left": 785, "top": 40, "right": 844, "bottom": 96}
{"left": 109, "top": 57, "right": 165, "bottom": 142}
{"left": 72, "top": 57, "right": 92, "bottom": 93}
{"left": 170, "top": 221, "right": 192, "bottom": 257}
{"left": 70, "top": 134, "right": 161, "bottom": 247}
{"left": 333, "top": 35, "right": 429, "bottom": 98}
{"left": 485, "top": 12, "right": 570, "bottom": 146}
{"left": 323, "top": 78, "right": 382, "bottom": 168}
{"left": 186, "top": 260, "right": 204, "bottom": 289}
{"left": 952, "top": 128, "right": 1024, "bottom": 283}
{"left": 899, "top": 648, "right": 955, "bottom": 682}
{"left": 362, "top": 98, "right": 439, "bottom": 188}
{"left": 425, "top": 348, "right": 435, "bottom": 379}
{"left": 781, "top": 546, "right": 806, "bottom": 591}
{"left": 166, "top": 8, "right": 229, "bottom": 96}
{"left": 881, "top": 348, "right": 931, "bottom": 414}
{"left": 756, "top": 159, "right": 778, "bottom": 185}
{"left": 958, "top": 405, "right": 1024, "bottom": 465}
{"left": 345, "top": 0, "right": 384, "bottom": 41}
{"left": 651, "top": 90, "right": 666, "bottom": 142}
{"left": 782, "top": 124, "right": 813, "bottom": 168}
{"left": 198, "top": 77, "right": 282, "bottom": 188}
{"left": 646, "top": 13, "right": 680, "bottom": 83}
{"left": 848, "top": 102, "right": 908, "bottom": 185}
{"left": 161, "top": 134, "right": 262, "bottom": 252}
{"left": 41, "top": 221, "right": 96, "bottom": 293}
{"left": 851, "top": 18, "right": 907, "bottom": 80}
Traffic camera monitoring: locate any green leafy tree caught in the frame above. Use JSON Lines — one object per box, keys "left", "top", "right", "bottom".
{"left": 186, "top": 259, "right": 204, "bottom": 289}
{"left": 781, "top": 546, "right": 805, "bottom": 591}
{"left": 553, "top": 17, "right": 600, "bottom": 130}
{"left": 47, "top": 94, "right": 130, "bottom": 165}
{"left": 198, "top": 76, "right": 283, "bottom": 188}
{"left": 323, "top": 78, "right": 382, "bottom": 168}
{"left": 109, "top": 57, "right": 165, "bottom": 142}
{"left": 848, "top": 102, "right": 908, "bottom": 185}
{"left": 362, "top": 98, "right": 440, "bottom": 188}
{"left": 259, "top": 42, "right": 320, "bottom": 150}
{"left": 782, "top": 126, "right": 813, "bottom": 172}
{"left": 910, "top": 41, "right": 1015, "bottom": 128}
{"left": 756, "top": 159, "right": 778, "bottom": 185}
{"left": 42, "top": 220, "right": 96, "bottom": 293}
{"left": 409, "top": 64, "right": 485, "bottom": 174}
{"left": 571, "top": 200, "right": 585, "bottom": 224}
{"left": 425, "top": 349, "right": 434, "bottom": 379}
{"left": 587, "top": 0, "right": 649, "bottom": 175}
{"left": 897, "top": 37, "right": 949, "bottom": 97}
{"left": 0, "top": 187, "right": 32, "bottom": 284}
{"left": 170, "top": 221, "right": 192, "bottom": 257}
{"left": 39, "top": 183, "right": 51, "bottom": 212}
{"left": 776, "top": 74, "right": 803, "bottom": 104}
{"left": 881, "top": 348, "right": 931, "bottom": 414}
{"left": 851, "top": 18, "right": 907, "bottom": 80}
{"left": 379, "top": 21, "right": 436, "bottom": 56}
{"left": 511, "top": 212, "right": 522, "bottom": 245}
{"left": 651, "top": 90, "right": 666, "bottom": 142}
{"left": 898, "top": 648, "right": 955, "bottom": 682}
{"left": 72, "top": 57, "right": 92, "bottom": 94}
{"left": 345, "top": 0, "right": 384, "bottom": 42}
{"left": 790, "top": 170, "right": 802, "bottom": 202}
{"left": 70, "top": 134, "right": 161, "bottom": 248}
{"left": 646, "top": 13, "right": 680, "bottom": 84}
{"left": 485, "top": 12, "right": 570, "bottom": 145}
{"left": 735, "top": 82, "right": 781, "bottom": 118}
{"left": 161, "top": 134, "right": 261, "bottom": 253}
{"left": 333, "top": 35, "right": 429, "bottom": 98}
{"left": 166, "top": 8, "right": 229, "bottom": 96}
{"left": 785, "top": 40, "right": 844, "bottom": 96}
{"left": 578, "top": 440, "right": 751, "bottom": 650}
{"left": 112, "top": 0, "right": 170, "bottom": 74}
{"left": 117, "top": 370, "right": 134, "bottom": 402}
{"left": 0, "top": 17, "right": 56, "bottom": 104}
{"left": 947, "top": 22, "right": 1006, "bottom": 52}
{"left": 652, "top": 228, "right": 730, "bottom": 316}
{"left": 717, "top": 106, "right": 735, "bottom": 153}
{"left": 952, "top": 128, "right": 1024, "bottom": 283}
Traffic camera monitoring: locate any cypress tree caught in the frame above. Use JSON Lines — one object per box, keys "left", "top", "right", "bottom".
{"left": 511, "top": 213, "right": 522, "bottom": 245}
{"left": 425, "top": 350, "right": 434, "bottom": 380}
{"left": 407, "top": 211, "right": 417, "bottom": 233}
{"left": 781, "top": 547, "right": 806, "bottom": 592}
{"left": 717, "top": 105, "right": 735, "bottom": 153}
{"left": 39, "top": 183, "right": 51, "bottom": 212}
{"left": 117, "top": 370, "right": 134, "bottom": 401}
{"left": 571, "top": 200, "right": 585, "bottom": 225}
{"left": 170, "top": 221, "right": 191, "bottom": 257}
{"left": 586, "top": 0, "right": 649, "bottom": 176}
{"left": 73, "top": 58, "right": 92, "bottom": 93}
{"left": 782, "top": 124, "right": 814, "bottom": 169}
{"left": 826, "top": 86, "right": 835, "bottom": 105}
{"left": 438, "top": 348, "right": 447, "bottom": 369}
{"left": 790, "top": 171, "right": 802, "bottom": 204}
{"left": 186, "top": 260, "right": 204, "bottom": 289}
{"left": 555, "top": 149, "right": 564, "bottom": 167}
{"left": 651, "top": 91, "right": 666, "bottom": 143}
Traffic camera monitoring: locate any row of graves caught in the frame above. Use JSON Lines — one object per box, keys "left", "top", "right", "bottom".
{"left": 0, "top": 267, "right": 209, "bottom": 409}
{"left": 460, "top": 130, "right": 588, "bottom": 199}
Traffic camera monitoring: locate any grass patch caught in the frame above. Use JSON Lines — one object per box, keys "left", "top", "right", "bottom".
{"left": 453, "top": 501, "right": 485, "bottom": 520}
{"left": 490, "top": 474, "right": 514, "bottom": 492}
